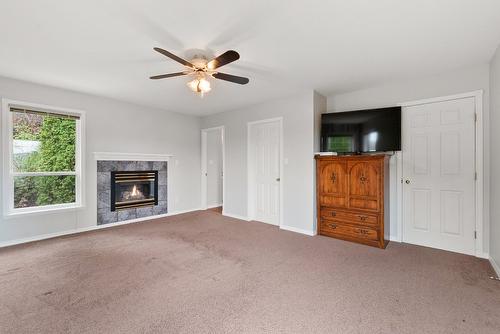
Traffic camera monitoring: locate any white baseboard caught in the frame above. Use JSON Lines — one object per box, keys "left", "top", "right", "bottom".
{"left": 476, "top": 252, "right": 490, "bottom": 260}
{"left": 280, "top": 224, "right": 316, "bottom": 236}
{"left": 389, "top": 235, "right": 401, "bottom": 242}
{"left": 207, "top": 203, "right": 222, "bottom": 209}
{"left": 222, "top": 211, "right": 250, "bottom": 221}
{"left": 490, "top": 256, "right": 500, "bottom": 277}
{"left": 169, "top": 208, "right": 203, "bottom": 215}
{"left": 0, "top": 208, "right": 202, "bottom": 248}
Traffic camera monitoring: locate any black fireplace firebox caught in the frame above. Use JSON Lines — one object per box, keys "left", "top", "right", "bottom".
{"left": 110, "top": 171, "right": 158, "bottom": 211}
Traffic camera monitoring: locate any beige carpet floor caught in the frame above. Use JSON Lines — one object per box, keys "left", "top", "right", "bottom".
{"left": 0, "top": 210, "right": 499, "bottom": 334}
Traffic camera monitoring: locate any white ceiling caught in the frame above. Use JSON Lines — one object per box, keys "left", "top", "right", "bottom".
{"left": 1, "top": 0, "right": 499, "bottom": 116}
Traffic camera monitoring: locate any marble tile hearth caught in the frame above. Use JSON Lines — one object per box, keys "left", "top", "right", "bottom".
{"left": 97, "top": 160, "right": 168, "bottom": 225}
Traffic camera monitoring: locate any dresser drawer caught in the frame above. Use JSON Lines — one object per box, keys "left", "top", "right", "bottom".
{"left": 320, "top": 208, "right": 378, "bottom": 227}
{"left": 319, "top": 195, "right": 347, "bottom": 208}
{"left": 320, "top": 220, "right": 379, "bottom": 241}
{"left": 349, "top": 198, "right": 379, "bottom": 211}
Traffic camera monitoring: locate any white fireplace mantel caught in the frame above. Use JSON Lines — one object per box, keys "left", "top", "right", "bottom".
{"left": 93, "top": 152, "right": 173, "bottom": 161}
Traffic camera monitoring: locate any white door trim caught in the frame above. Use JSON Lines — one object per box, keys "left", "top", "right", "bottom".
{"left": 398, "top": 90, "right": 485, "bottom": 258}
{"left": 247, "top": 117, "right": 284, "bottom": 228}
{"left": 201, "top": 126, "right": 225, "bottom": 210}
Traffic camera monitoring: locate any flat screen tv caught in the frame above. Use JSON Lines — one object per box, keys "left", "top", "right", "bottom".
{"left": 321, "top": 107, "right": 401, "bottom": 153}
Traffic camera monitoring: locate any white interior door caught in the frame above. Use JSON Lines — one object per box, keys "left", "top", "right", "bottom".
{"left": 206, "top": 129, "right": 223, "bottom": 207}
{"left": 201, "top": 127, "right": 224, "bottom": 210}
{"left": 402, "top": 97, "right": 476, "bottom": 255}
{"left": 249, "top": 119, "right": 281, "bottom": 225}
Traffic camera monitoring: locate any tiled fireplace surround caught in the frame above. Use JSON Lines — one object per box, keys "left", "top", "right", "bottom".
{"left": 97, "top": 160, "right": 168, "bottom": 225}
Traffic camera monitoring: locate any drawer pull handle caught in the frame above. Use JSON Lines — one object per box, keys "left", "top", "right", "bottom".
{"left": 358, "top": 215, "right": 368, "bottom": 221}
{"left": 331, "top": 211, "right": 336, "bottom": 217}
{"left": 330, "top": 172, "right": 337, "bottom": 183}
{"left": 329, "top": 224, "right": 337, "bottom": 229}
{"left": 359, "top": 229, "right": 369, "bottom": 235}
{"left": 359, "top": 175, "right": 368, "bottom": 183}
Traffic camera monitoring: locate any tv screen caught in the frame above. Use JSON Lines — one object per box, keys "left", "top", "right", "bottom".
{"left": 321, "top": 107, "right": 401, "bottom": 153}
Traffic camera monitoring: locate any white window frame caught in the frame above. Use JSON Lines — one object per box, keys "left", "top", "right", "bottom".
{"left": 2, "top": 99, "right": 86, "bottom": 216}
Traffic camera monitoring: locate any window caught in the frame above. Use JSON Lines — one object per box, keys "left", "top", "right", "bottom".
{"left": 2, "top": 100, "right": 84, "bottom": 215}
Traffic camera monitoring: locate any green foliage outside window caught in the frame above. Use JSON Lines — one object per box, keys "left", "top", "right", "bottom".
{"left": 13, "top": 112, "right": 76, "bottom": 208}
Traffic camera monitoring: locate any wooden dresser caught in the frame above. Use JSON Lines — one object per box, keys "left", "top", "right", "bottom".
{"left": 315, "top": 154, "right": 390, "bottom": 248}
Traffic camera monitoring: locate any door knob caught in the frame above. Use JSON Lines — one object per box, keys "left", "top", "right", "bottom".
{"left": 405, "top": 180, "right": 411, "bottom": 184}
{"left": 276, "top": 178, "right": 280, "bottom": 182}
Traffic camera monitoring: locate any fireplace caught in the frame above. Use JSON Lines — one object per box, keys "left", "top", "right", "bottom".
{"left": 111, "top": 171, "right": 158, "bottom": 211}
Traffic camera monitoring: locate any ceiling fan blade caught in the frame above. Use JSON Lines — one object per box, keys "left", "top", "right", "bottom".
{"left": 207, "top": 50, "right": 240, "bottom": 70}
{"left": 149, "top": 71, "right": 190, "bottom": 80}
{"left": 153, "top": 47, "right": 194, "bottom": 68}
{"left": 212, "top": 72, "right": 249, "bottom": 85}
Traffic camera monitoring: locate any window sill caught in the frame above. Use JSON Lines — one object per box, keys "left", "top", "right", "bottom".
{"left": 3, "top": 204, "right": 85, "bottom": 219}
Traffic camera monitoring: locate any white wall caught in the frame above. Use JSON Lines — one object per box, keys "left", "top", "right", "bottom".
{"left": 201, "top": 92, "right": 317, "bottom": 234}
{"left": 328, "top": 65, "right": 490, "bottom": 112}
{"left": 206, "top": 129, "right": 223, "bottom": 207}
{"left": 314, "top": 92, "right": 327, "bottom": 152}
{"left": 490, "top": 46, "right": 500, "bottom": 271}
{"left": 0, "top": 76, "right": 201, "bottom": 243}
{"left": 313, "top": 92, "right": 327, "bottom": 232}
{"left": 327, "top": 65, "right": 490, "bottom": 253}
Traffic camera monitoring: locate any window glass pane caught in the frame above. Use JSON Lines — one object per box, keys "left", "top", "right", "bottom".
{"left": 14, "top": 175, "right": 76, "bottom": 208}
{"left": 12, "top": 111, "right": 76, "bottom": 172}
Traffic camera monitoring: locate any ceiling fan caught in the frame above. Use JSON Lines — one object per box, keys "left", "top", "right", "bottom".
{"left": 150, "top": 47, "right": 249, "bottom": 96}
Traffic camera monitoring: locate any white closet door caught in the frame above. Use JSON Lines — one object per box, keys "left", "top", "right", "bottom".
{"left": 249, "top": 120, "right": 281, "bottom": 225}
{"left": 206, "top": 130, "right": 222, "bottom": 207}
{"left": 402, "top": 97, "right": 476, "bottom": 255}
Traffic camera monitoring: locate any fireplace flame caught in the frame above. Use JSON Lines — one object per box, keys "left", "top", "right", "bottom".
{"left": 131, "top": 185, "right": 139, "bottom": 197}
{"left": 122, "top": 184, "right": 145, "bottom": 201}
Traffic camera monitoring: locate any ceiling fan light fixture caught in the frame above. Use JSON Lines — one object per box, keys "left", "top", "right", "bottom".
{"left": 187, "top": 77, "right": 211, "bottom": 96}
{"left": 187, "top": 79, "right": 199, "bottom": 92}
{"left": 151, "top": 47, "right": 249, "bottom": 95}
{"left": 198, "top": 78, "right": 211, "bottom": 92}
